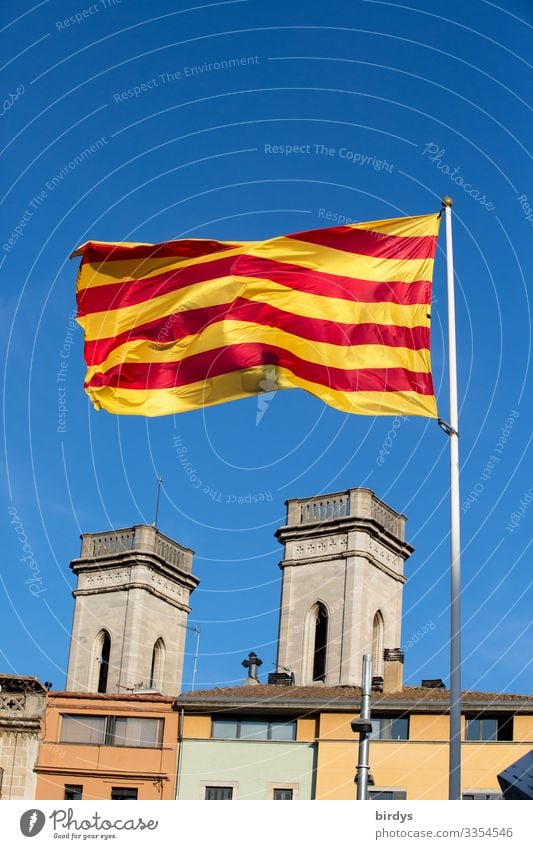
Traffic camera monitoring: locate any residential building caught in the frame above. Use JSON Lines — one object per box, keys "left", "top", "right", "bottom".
{"left": 175, "top": 682, "right": 533, "bottom": 800}
{"left": 34, "top": 691, "right": 179, "bottom": 800}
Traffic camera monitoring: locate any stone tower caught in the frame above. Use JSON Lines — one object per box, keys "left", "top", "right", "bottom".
{"left": 275, "top": 488, "right": 412, "bottom": 687}
{"left": 66, "top": 525, "right": 199, "bottom": 696}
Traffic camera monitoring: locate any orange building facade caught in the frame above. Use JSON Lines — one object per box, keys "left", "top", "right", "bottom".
{"left": 35, "top": 692, "right": 179, "bottom": 801}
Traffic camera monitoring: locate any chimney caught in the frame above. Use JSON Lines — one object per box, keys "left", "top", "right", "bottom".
{"left": 421, "top": 678, "right": 446, "bottom": 689}
{"left": 383, "top": 648, "right": 404, "bottom": 693}
{"left": 241, "top": 651, "right": 263, "bottom": 686}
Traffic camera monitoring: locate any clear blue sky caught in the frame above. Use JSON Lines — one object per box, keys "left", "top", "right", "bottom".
{"left": 1, "top": 0, "right": 531, "bottom": 695}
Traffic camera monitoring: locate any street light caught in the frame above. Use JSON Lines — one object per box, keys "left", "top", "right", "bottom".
{"left": 352, "top": 654, "right": 373, "bottom": 800}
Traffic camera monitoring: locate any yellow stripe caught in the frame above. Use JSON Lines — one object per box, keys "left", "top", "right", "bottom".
{"left": 84, "top": 367, "right": 438, "bottom": 418}
{"left": 79, "top": 277, "right": 430, "bottom": 341}
{"left": 245, "top": 237, "right": 435, "bottom": 284}
{"left": 349, "top": 212, "right": 441, "bottom": 238}
{"left": 85, "top": 321, "right": 431, "bottom": 383}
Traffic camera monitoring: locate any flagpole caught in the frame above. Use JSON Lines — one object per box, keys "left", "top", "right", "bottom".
{"left": 441, "top": 196, "right": 462, "bottom": 800}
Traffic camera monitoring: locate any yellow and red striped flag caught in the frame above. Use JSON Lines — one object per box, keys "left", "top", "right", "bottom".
{"left": 72, "top": 212, "right": 441, "bottom": 418}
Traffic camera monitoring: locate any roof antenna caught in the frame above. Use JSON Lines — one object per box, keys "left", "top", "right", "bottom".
{"left": 153, "top": 477, "right": 164, "bottom": 527}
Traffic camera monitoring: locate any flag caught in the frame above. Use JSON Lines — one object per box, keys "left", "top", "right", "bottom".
{"left": 73, "top": 212, "right": 441, "bottom": 418}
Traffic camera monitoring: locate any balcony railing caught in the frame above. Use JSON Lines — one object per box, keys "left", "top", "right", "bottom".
{"left": 80, "top": 525, "right": 191, "bottom": 570}
{"left": 286, "top": 489, "right": 405, "bottom": 540}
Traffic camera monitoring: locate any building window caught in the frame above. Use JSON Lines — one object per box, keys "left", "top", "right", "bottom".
{"left": 60, "top": 714, "right": 107, "bottom": 745}
{"left": 89, "top": 630, "right": 111, "bottom": 694}
{"left": 465, "top": 716, "right": 513, "bottom": 742}
{"left": 312, "top": 602, "right": 328, "bottom": 682}
{"left": 111, "top": 787, "right": 138, "bottom": 800}
{"left": 60, "top": 714, "right": 164, "bottom": 748}
{"left": 211, "top": 717, "right": 296, "bottom": 741}
{"left": 372, "top": 611, "right": 385, "bottom": 677}
{"left": 149, "top": 638, "right": 165, "bottom": 691}
{"left": 462, "top": 792, "right": 502, "bottom": 800}
{"left": 111, "top": 717, "right": 164, "bottom": 748}
{"left": 205, "top": 786, "right": 233, "bottom": 800}
{"left": 370, "top": 716, "right": 409, "bottom": 740}
{"left": 370, "top": 790, "right": 407, "bottom": 800}
{"left": 273, "top": 788, "right": 294, "bottom": 800}
{"left": 64, "top": 785, "right": 83, "bottom": 800}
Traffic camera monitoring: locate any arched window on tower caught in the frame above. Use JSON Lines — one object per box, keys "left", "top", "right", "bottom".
{"left": 90, "top": 630, "right": 111, "bottom": 694}
{"left": 149, "top": 638, "right": 165, "bottom": 691}
{"left": 311, "top": 602, "right": 328, "bottom": 682}
{"left": 372, "top": 611, "right": 385, "bottom": 678}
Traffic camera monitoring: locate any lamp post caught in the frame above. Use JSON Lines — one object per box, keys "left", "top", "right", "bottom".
{"left": 352, "top": 654, "right": 373, "bottom": 800}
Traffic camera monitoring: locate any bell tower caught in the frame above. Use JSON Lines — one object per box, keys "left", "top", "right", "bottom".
{"left": 66, "top": 525, "right": 199, "bottom": 696}
{"left": 275, "top": 488, "right": 412, "bottom": 686}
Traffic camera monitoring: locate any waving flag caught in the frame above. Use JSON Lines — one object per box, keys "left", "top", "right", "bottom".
{"left": 72, "top": 212, "right": 441, "bottom": 417}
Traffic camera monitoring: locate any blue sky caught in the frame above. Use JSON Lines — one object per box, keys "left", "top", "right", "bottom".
{"left": 1, "top": 0, "right": 531, "bottom": 695}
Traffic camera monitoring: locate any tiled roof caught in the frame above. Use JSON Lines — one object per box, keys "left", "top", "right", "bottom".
{"left": 47, "top": 691, "right": 176, "bottom": 704}
{"left": 176, "top": 684, "right": 533, "bottom": 712}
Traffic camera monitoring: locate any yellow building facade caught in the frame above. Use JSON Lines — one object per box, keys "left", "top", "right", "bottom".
{"left": 176, "top": 684, "right": 533, "bottom": 800}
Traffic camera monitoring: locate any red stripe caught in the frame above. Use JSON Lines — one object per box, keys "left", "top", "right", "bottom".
{"left": 288, "top": 226, "right": 438, "bottom": 260}
{"left": 86, "top": 343, "right": 434, "bottom": 395}
{"left": 77, "top": 239, "right": 240, "bottom": 265}
{"left": 77, "top": 254, "right": 431, "bottom": 317}
{"left": 83, "top": 299, "right": 431, "bottom": 366}
{"left": 77, "top": 255, "right": 235, "bottom": 316}
{"left": 233, "top": 255, "right": 431, "bottom": 303}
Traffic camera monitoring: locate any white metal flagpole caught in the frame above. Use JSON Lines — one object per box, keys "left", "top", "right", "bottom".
{"left": 440, "top": 196, "right": 462, "bottom": 800}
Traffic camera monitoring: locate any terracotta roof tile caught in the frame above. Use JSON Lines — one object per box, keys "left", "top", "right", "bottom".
{"left": 177, "top": 684, "right": 533, "bottom": 710}
{"left": 48, "top": 691, "right": 176, "bottom": 703}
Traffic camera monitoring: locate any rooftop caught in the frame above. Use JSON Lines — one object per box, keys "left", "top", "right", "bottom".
{"left": 47, "top": 691, "right": 177, "bottom": 704}
{"left": 176, "top": 684, "right": 533, "bottom": 713}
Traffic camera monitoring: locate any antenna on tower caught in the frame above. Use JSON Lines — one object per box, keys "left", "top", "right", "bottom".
{"left": 153, "top": 477, "right": 164, "bottom": 527}
{"left": 190, "top": 625, "right": 201, "bottom": 691}
{"left": 177, "top": 621, "right": 202, "bottom": 690}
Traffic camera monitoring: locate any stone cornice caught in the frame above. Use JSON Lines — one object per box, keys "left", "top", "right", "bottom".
{"left": 279, "top": 549, "right": 407, "bottom": 584}
{"left": 0, "top": 718, "right": 42, "bottom": 732}
{"left": 176, "top": 696, "right": 533, "bottom": 714}
{"left": 73, "top": 582, "right": 193, "bottom": 613}
{"left": 70, "top": 550, "right": 200, "bottom": 591}
{"left": 34, "top": 764, "right": 170, "bottom": 780}
{"left": 276, "top": 517, "right": 413, "bottom": 560}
